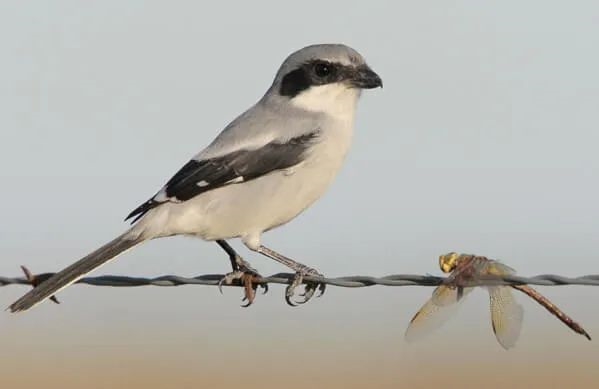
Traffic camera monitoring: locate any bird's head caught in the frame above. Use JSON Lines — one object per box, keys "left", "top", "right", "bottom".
{"left": 268, "top": 44, "right": 382, "bottom": 115}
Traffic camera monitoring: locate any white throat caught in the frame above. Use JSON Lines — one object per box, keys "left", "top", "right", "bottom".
{"left": 290, "top": 83, "right": 360, "bottom": 120}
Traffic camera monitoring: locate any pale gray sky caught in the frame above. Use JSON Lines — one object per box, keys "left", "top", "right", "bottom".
{"left": 1, "top": 2, "right": 598, "bottom": 388}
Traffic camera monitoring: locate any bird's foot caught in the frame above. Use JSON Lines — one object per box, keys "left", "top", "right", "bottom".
{"left": 218, "top": 257, "right": 267, "bottom": 307}
{"left": 285, "top": 267, "right": 326, "bottom": 307}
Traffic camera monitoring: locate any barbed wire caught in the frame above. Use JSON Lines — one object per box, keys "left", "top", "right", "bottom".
{"left": 2, "top": 271, "right": 599, "bottom": 289}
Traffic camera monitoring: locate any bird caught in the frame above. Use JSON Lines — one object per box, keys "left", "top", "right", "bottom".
{"left": 9, "top": 43, "right": 382, "bottom": 312}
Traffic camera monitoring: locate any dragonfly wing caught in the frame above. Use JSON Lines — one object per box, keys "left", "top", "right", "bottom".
{"left": 488, "top": 286, "right": 524, "bottom": 349}
{"left": 487, "top": 260, "right": 517, "bottom": 276}
{"left": 432, "top": 283, "right": 474, "bottom": 306}
{"left": 405, "top": 286, "right": 472, "bottom": 342}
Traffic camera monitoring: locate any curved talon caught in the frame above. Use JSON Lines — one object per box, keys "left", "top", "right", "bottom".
{"left": 297, "top": 281, "right": 326, "bottom": 303}
{"left": 241, "top": 275, "right": 255, "bottom": 307}
{"left": 295, "top": 283, "right": 320, "bottom": 305}
{"left": 316, "top": 283, "right": 326, "bottom": 298}
{"left": 297, "top": 287, "right": 316, "bottom": 305}
{"left": 218, "top": 270, "right": 244, "bottom": 295}
{"left": 260, "top": 283, "right": 269, "bottom": 295}
{"left": 284, "top": 270, "right": 326, "bottom": 306}
{"left": 218, "top": 268, "right": 265, "bottom": 307}
{"left": 285, "top": 272, "right": 304, "bottom": 307}
{"left": 240, "top": 273, "right": 267, "bottom": 307}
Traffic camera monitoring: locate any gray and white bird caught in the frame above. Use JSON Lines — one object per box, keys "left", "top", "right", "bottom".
{"left": 9, "top": 43, "right": 382, "bottom": 312}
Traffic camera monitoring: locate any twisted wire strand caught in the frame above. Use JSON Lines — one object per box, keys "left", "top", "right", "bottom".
{"left": 2, "top": 272, "right": 599, "bottom": 289}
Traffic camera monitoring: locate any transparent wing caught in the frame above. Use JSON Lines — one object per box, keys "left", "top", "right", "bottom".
{"left": 405, "top": 285, "right": 473, "bottom": 343}
{"left": 488, "top": 286, "right": 524, "bottom": 349}
{"left": 486, "top": 260, "right": 517, "bottom": 276}
{"left": 431, "top": 284, "right": 472, "bottom": 306}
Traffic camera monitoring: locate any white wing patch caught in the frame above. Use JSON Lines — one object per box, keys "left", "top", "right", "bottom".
{"left": 153, "top": 189, "right": 170, "bottom": 202}
{"left": 224, "top": 177, "right": 244, "bottom": 185}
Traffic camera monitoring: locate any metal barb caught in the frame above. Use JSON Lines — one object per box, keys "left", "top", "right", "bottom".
{"left": 19, "top": 266, "right": 60, "bottom": 304}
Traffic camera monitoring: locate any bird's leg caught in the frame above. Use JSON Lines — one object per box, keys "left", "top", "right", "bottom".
{"left": 217, "top": 239, "right": 254, "bottom": 272}
{"left": 254, "top": 245, "right": 325, "bottom": 306}
{"left": 216, "top": 240, "right": 267, "bottom": 306}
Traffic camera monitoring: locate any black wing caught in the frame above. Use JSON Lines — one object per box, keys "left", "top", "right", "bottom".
{"left": 125, "top": 130, "right": 320, "bottom": 223}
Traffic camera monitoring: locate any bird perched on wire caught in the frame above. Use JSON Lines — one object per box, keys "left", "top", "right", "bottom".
{"left": 9, "top": 43, "right": 382, "bottom": 312}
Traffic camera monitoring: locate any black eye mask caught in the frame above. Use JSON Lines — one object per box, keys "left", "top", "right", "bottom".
{"left": 279, "top": 60, "right": 353, "bottom": 98}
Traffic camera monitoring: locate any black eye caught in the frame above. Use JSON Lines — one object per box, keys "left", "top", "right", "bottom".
{"left": 313, "top": 62, "right": 332, "bottom": 78}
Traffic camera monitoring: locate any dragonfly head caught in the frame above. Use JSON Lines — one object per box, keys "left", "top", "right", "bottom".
{"left": 439, "top": 252, "right": 461, "bottom": 273}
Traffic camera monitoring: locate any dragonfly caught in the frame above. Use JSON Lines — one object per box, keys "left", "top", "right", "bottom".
{"left": 405, "top": 252, "right": 591, "bottom": 349}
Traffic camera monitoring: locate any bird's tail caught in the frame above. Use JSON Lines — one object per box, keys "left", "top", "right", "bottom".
{"left": 8, "top": 232, "right": 144, "bottom": 313}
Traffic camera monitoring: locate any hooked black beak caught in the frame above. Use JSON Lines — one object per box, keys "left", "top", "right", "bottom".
{"left": 350, "top": 65, "right": 383, "bottom": 89}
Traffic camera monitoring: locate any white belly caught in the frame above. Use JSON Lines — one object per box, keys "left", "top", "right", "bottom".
{"left": 135, "top": 121, "right": 354, "bottom": 246}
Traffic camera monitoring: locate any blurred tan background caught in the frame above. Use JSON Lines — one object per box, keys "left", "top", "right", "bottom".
{"left": 2, "top": 285, "right": 599, "bottom": 388}
{"left": 1, "top": 1, "right": 598, "bottom": 388}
